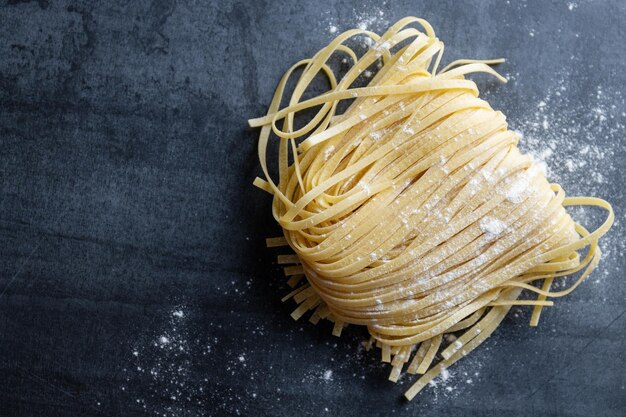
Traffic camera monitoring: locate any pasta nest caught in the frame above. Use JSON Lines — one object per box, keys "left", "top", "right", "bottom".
{"left": 249, "top": 17, "right": 613, "bottom": 400}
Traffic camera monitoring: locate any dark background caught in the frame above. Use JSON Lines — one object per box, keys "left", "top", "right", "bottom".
{"left": 1, "top": 0, "right": 625, "bottom": 416}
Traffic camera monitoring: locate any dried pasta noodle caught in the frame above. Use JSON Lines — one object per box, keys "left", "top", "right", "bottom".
{"left": 248, "top": 17, "right": 614, "bottom": 400}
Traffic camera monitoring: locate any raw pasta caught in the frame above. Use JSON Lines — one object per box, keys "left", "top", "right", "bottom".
{"left": 249, "top": 17, "right": 613, "bottom": 400}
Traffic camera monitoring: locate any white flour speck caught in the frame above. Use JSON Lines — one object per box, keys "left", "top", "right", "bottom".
{"left": 480, "top": 217, "right": 507, "bottom": 237}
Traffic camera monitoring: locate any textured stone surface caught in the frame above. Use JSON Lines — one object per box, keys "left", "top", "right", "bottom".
{"left": 0, "top": 1, "right": 625, "bottom": 416}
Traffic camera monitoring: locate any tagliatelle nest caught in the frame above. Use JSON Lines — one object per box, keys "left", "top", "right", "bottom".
{"left": 249, "top": 17, "right": 613, "bottom": 400}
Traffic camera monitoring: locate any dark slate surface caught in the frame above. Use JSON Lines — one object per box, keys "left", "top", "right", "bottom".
{"left": 1, "top": 1, "right": 625, "bottom": 416}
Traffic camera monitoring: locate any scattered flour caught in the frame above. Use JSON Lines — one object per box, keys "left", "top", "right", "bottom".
{"left": 322, "top": 2, "right": 388, "bottom": 49}
{"left": 355, "top": 6, "right": 388, "bottom": 31}
{"left": 509, "top": 80, "right": 621, "bottom": 188}
{"left": 122, "top": 306, "right": 219, "bottom": 417}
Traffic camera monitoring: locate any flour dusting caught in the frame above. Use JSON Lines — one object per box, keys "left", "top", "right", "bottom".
{"left": 121, "top": 306, "right": 215, "bottom": 417}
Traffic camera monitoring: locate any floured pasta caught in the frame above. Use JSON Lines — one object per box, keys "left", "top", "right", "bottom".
{"left": 248, "top": 17, "right": 613, "bottom": 400}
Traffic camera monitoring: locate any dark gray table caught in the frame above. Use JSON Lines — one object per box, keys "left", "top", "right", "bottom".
{"left": 1, "top": 1, "right": 624, "bottom": 416}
